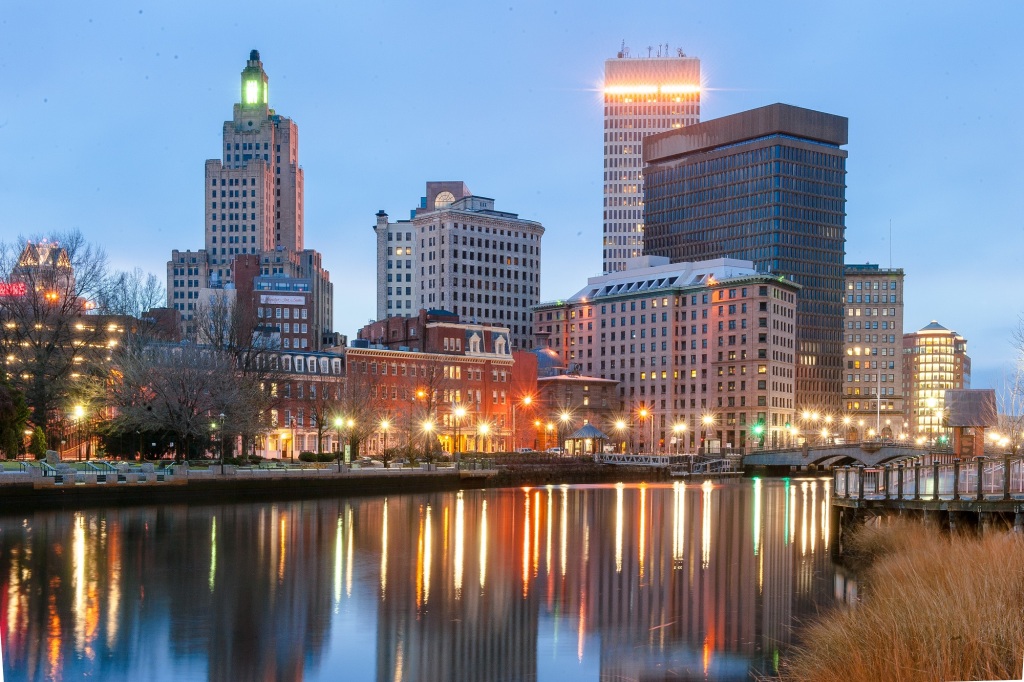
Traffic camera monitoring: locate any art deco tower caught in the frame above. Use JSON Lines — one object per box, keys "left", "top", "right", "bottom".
{"left": 602, "top": 46, "right": 700, "bottom": 274}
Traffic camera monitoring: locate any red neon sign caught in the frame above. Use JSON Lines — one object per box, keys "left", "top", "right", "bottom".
{"left": 0, "top": 282, "right": 27, "bottom": 298}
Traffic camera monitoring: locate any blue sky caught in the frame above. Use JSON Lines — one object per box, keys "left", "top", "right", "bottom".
{"left": 2, "top": 1, "right": 1021, "bottom": 389}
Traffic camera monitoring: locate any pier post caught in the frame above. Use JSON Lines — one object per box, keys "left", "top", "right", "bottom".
{"left": 932, "top": 461, "right": 940, "bottom": 501}
{"left": 897, "top": 464, "right": 904, "bottom": 501}
{"left": 914, "top": 461, "right": 921, "bottom": 501}
{"left": 884, "top": 465, "right": 891, "bottom": 500}
{"left": 857, "top": 465, "right": 865, "bottom": 500}
{"left": 1015, "top": 513, "right": 1024, "bottom": 534}
{"left": 952, "top": 459, "right": 960, "bottom": 500}
{"left": 1003, "top": 456, "right": 1011, "bottom": 501}
{"left": 844, "top": 467, "right": 851, "bottom": 499}
{"left": 977, "top": 457, "right": 985, "bottom": 501}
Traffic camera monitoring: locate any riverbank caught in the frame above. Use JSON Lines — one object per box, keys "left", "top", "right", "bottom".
{"left": 781, "top": 518, "right": 1024, "bottom": 681}
{"left": 0, "top": 460, "right": 672, "bottom": 513}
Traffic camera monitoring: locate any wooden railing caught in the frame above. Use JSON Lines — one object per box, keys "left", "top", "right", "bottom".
{"left": 834, "top": 456, "right": 1024, "bottom": 502}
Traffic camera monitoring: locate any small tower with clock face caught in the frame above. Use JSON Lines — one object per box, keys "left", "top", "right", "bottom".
{"left": 240, "top": 49, "right": 269, "bottom": 112}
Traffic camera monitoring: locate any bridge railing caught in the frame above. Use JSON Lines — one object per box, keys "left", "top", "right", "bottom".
{"left": 835, "top": 456, "right": 1024, "bottom": 502}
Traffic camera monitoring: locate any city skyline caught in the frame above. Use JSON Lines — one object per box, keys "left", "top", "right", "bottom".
{"left": 2, "top": 2, "right": 1021, "bottom": 392}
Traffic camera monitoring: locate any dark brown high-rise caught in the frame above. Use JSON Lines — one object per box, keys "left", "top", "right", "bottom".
{"left": 642, "top": 103, "right": 848, "bottom": 412}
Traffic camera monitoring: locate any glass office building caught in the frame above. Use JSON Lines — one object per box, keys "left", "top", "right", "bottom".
{"left": 643, "top": 103, "right": 848, "bottom": 412}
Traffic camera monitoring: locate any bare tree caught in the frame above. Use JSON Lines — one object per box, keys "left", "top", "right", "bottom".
{"left": 0, "top": 231, "right": 114, "bottom": 442}
{"left": 300, "top": 371, "right": 343, "bottom": 454}
{"left": 111, "top": 342, "right": 245, "bottom": 461}
{"left": 336, "top": 364, "right": 382, "bottom": 460}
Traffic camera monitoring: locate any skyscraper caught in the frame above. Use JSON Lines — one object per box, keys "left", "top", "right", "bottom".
{"left": 374, "top": 182, "right": 543, "bottom": 351}
{"left": 602, "top": 46, "right": 700, "bottom": 274}
{"left": 167, "top": 51, "right": 333, "bottom": 345}
{"left": 902, "top": 321, "right": 971, "bottom": 441}
{"left": 643, "top": 103, "right": 848, "bottom": 412}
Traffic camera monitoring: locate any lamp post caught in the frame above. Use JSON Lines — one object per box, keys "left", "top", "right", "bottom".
{"left": 615, "top": 420, "right": 627, "bottom": 454}
{"left": 218, "top": 412, "right": 226, "bottom": 466}
{"left": 512, "top": 395, "right": 532, "bottom": 451}
{"left": 454, "top": 406, "right": 466, "bottom": 463}
{"left": 73, "top": 404, "right": 85, "bottom": 461}
{"left": 478, "top": 422, "right": 490, "bottom": 454}
{"left": 638, "top": 407, "right": 649, "bottom": 454}
{"left": 701, "top": 414, "right": 715, "bottom": 455}
{"left": 380, "top": 419, "right": 391, "bottom": 465}
{"left": 422, "top": 420, "right": 434, "bottom": 461}
{"left": 334, "top": 416, "right": 344, "bottom": 471}
{"left": 672, "top": 422, "right": 687, "bottom": 456}
{"left": 559, "top": 411, "right": 571, "bottom": 456}
{"left": 545, "top": 422, "right": 554, "bottom": 451}
{"left": 289, "top": 417, "right": 296, "bottom": 462}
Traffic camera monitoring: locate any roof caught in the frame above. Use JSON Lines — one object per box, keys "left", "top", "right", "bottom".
{"left": 919, "top": 320, "right": 950, "bottom": 332}
{"left": 568, "top": 424, "right": 610, "bottom": 440}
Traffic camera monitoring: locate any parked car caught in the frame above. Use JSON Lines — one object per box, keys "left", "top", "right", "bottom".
{"left": 515, "top": 448, "right": 535, "bottom": 454}
{"left": 546, "top": 447, "right": 565, "bottom": 455}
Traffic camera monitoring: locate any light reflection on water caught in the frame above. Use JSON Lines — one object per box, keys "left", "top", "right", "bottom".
{"left": 0, "top": 479, "right": 836, "bottom": 681}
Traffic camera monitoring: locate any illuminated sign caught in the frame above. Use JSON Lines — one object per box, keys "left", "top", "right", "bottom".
{"left": 260, "top": 295, "right": 305, "bottom": 305}
{"left": 0, "top": 282, "right": 27, "bottom": 297}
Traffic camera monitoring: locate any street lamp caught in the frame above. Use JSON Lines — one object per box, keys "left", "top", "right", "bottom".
{"left": 638, "top": 407, "right": 649, "bottom": 454}
{"left": 672, "top": 422, "right": 687, "bottom": 455}
{"left": 512, "top": 395, "right": 532, "bottom": 451}
{"left": 615, "top": 419, "right": 627, "bottom": 454}
{"left": 380, "top": 419, "right": 391, "bottom": 464}
{"left": 218, "top": 412, "right": 226, "bottom": 466}
{"left": 454, "top": 406, "right": 466, "bottom": 463}
{"left": 559, "top": 411, "right": 571, "bottom": 456}
{"left": 289, "top": 417, "right": 296, "bottom": 462}
{"left": 701, "top": 414, "right": 715, "bottom": 455}
{"left": 478, "top": 422, "right": 490, "bottom": 454}
{"left": 422, "top": 420, "right": 434, "bottom": 461}
{"left": 334, "top": 416, "right": 344, "bottom": 471}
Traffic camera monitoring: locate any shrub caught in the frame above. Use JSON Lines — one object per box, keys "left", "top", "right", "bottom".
{"left": 297, "top": 452, "right": 317, "bottom": 463}
{"left": 316, "top": 453, "right": 334, "bottom": 463}
{"left": 782, "top": 519, "right": 1024, "bottom": 682}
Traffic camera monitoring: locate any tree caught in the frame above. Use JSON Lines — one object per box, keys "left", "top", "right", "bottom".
{"left": 301, "top": 372, "right": 343, "bottom": 454}
{"left": 111, "top": 342, "right": 246, "bottom": 461}
{"left": 29, "top": 427, "right": 46, "bottom": 459}
{"left": 0, "top": 376, "right": 29, "bottom": 458}
{"left": 0, "top": 231, "right": 113, "bottom": 441}
{"left": 336, "top": 365, "right": 382, "bottom": 460}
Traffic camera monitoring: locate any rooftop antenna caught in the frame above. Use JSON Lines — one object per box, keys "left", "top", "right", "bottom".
{"left": 647, "top": 45, "right": 653, "bottom": 57}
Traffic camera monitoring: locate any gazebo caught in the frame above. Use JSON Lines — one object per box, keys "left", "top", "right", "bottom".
{"left": 566, "top": 423, "right": 609, "bottom": 458}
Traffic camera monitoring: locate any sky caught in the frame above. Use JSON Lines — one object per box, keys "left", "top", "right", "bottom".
{"left": 2, "top": 1, "right": 1022, "bottom": 390}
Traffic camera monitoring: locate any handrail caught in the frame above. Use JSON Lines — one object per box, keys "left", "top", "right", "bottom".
{"left": 835, "top": 456, "right": 1024, "bottom": 502}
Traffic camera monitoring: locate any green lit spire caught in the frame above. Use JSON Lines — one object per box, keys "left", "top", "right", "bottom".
{"left": 240, "top": 49, "right": 268, "bottom": 108}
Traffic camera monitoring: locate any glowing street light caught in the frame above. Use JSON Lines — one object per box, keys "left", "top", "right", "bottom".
{"left": 672, "top": 422, "right": 687, "bottom": 455}
{"left": 454, "top": 406, "right": 467, "bottom": 462}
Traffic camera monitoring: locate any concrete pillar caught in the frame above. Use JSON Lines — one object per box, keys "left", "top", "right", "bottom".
{"left": 1003, "top": 456, "right": 1011, "bottom": 501}
{"left": 952, "top": 459, "right": 960, "bottom": 500}
{"left": 932, "top": 461, "right": 940, "bottom": 501}
{"left": 977, "top": 457, "right": 985, "bottom": 501}
{"left": 897, "top": 464, "right": 904, "bottom": 501}
{"left": 914, "top": 462, "right": 921, "bottom": 501}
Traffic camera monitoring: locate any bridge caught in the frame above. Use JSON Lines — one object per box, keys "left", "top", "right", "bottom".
{"left": 742, "top": 442, "right": 935, "bottom": 469}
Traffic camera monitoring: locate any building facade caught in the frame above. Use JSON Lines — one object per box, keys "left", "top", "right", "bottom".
{"left": 902, "top": 321, "right": 971, "bottom": 442}
{"left": 373, "top": 182, "right": 543, "bottom": 350}
{"left": 603, "top": 46, "right": 701, "bottom": 274}
{"left": 643, "top": 103, "right": 848, "bottom": 413}
{"left": 841, "top": 264, "right": 905, "bottom": 440}
{"left": 167, "top": 50, "right": 333, "bottom": 344}
{"left": 533, "top": 256, "right": 799, "bottom": 452}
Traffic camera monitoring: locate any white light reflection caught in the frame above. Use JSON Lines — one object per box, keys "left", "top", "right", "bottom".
{"left": 545, "top": 486, "right": 553, "bottom": 577}
{"left": 800, "top": 481, "right": 809, "bottom": 557}
{"left": 788, "top": 481, "right": 796, "bottom": 546}
{"left": 559, "top": 486, "right": 568, "bottom": 577}
{"left": 752, "top": 478, "right": 761, "bottom": 557}
{"left": 424, "top": 504, "right": 433, "bottom": 604}
{"left": 209, "top": 516, "right": 217, "bottom": 593}
{"left": 480, "top": 500, "right": 488, "bottom": 589}
{"left": 811, "top": 482, "right": 817, "bottom": 554}
{"left": 672, "top": 481, "right": 685, "bottom": 564}
{"left": 72, "top": 513, "right": 86, "bottom": 652}
{"left": 823, "top": 479, "right": 831, "bottom": 549}
{"left": 345, "top": 504, "right": 354, "bottom": 598}
{"left": 454, "top": 492, "right": 464, "bottom": 598}
{"left": 614, "top": 483, "right": 624, "bottom": 573}
{"left": 638, "top": 484, "right": 646, "bottom": 579}
{"left": 533, "top": 490, "right": 541, "bottom": 576}
{"left": 701, "top": 480, "right": 712, "bottom": 570}
{"left": 381, "top": 498, "right": 389, "bottom": 599}
{"left": 334, "top": 514, "right": 343, "bottom": 607}
{"left": 522, "top": 490, "right": 531, "bottom": 596}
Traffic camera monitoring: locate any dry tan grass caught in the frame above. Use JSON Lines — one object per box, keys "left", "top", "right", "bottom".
{"left": 783, "top": 518, "right": 1024, "bottom": 682}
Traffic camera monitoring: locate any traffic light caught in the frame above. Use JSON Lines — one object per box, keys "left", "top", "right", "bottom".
{"left": 751, "top": 423, "right": 764, "bottom": 437}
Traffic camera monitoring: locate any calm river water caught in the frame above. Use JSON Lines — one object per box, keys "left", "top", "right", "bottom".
{"left": 0, "top": 478, "right": 839, "bottom": 681}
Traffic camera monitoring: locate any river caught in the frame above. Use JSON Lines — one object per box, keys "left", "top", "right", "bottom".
{"left": 0, "top": 478, "right": 838, "bottom": 681}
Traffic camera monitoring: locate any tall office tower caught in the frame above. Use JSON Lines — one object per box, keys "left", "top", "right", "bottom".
{"left": 602, "top": 46, "right": 700, "bottom": 274}
{"left": 644, "top": 103, "right": 848, "bottom": 413}
{"left": 374, "top": 182, "right": 544, "bottom": 351}
{"left": 841, "top": 264, "right": 905, "bottom": 439}
{"left": 167, "top": 51, "right": 332, "bottom": 344}
{"left": 902, "top": 321, "right": 971, "bottom": 441}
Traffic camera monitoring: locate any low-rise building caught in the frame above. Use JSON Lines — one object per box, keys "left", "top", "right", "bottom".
{"left": 903, "top": 321, "right": 971, "bottom": 443}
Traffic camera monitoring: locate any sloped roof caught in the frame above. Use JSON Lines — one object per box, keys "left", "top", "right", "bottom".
{"left": 568, "top": 424, "right": 609, "bottom": 440}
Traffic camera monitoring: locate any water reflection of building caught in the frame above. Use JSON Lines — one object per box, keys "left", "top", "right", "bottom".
{"left": 0, "top": 479, "right": 838, "bottom": 680}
